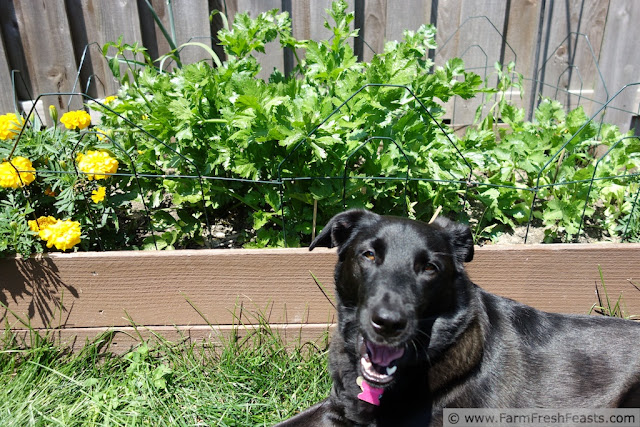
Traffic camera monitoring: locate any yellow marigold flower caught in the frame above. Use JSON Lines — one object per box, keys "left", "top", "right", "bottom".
{"left": 76, "top": 150, "right": 119, "bottom": 180}
{"left": 104, "top": 95, "right": 118, "bottom": 104}
{"left": 44, "top": 219, "right": 82, "bottom": 251}
{"left": 0, "top": 156, "right": 36, "bottom": 188}
{"left": 94, "top": 127, "right": 112, "bottom": 142}
{"left": 60, "top": 110, "right": 91, "bottom": 130}
{"left": 0, "top": 113, "right": 25, "bottom": 140}
{"left": 28, "top": 215, "right": 57, "bottom": 232}
{"left": 91, "top": 186, "right": 106, "bottom": 203}
{"left": 28, "top": 216, "right": 58, "bottom": 238}
{"left": 29, "top": 216, "right": 81, "bottom": 251}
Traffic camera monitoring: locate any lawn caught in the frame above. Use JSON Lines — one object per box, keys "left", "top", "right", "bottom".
{"left": 0, "top": 322, "right": 330, "bottom": 426}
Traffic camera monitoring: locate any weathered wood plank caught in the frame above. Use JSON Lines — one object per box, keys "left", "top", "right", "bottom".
{"left": 594, "top": 0, "right": 640, "bottom": 132}
{"left": 384, "top": 0, "right": 432, "bottom": 45}
{"left": 504, "top": 0, "right": 544, "bottom": 116}
{"left": 150, "top": 0, "right": 213, "bottom": 67}
{"left": 234, "top": 0, "right": 283, "bottom": 80}
{"left": 435, "top": 1, "right": 507, "bottom": 124}
{"left": 457, "top": 0, "right": 506, "bottom": 73}
{"left": 69, "top": 0, "right": 144, "bottom": 99}
{"left": 11, "top": 0, "right": 83, "bottom": 121}
{"left": 224, "top": 0, "right": 239, "bottom": 23}
{"left": 361, "top": 0, "right": 386, "bottom": 63}
{"left": 535, "top": 0, "right": 610, "bottom": 116}
{"left": 434, "top": 0, "right": 462, "bottom": 66}
{"left": 0, "top": 32, "right": 14, "bottom": 113}
{"left": 1, "top": 245, "right": 639, "bottom": 335}
{"left": 292, "top": 0, "right": 353, "bottom": 41}
{"left": 0, "top": 1, "right": 33, "bottom": 107}
{"left": 290, "top": 0, "right": 356, "bottom": 67}
{"left": 147, "top": 0, "right": 172, "bottom": 67}
{"left": 4, "top": 324, "right": 334, "bottom": 354}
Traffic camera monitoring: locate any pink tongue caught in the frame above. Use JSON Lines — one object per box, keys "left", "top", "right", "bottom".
{"left": 366, "top": 341, "right": 405, "bottom": 367}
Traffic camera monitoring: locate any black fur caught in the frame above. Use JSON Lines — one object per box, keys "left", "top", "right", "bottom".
{"left": 277, "top": 210, "right": 640, "bottom": 426}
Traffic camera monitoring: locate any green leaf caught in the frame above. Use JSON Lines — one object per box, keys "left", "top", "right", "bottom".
{"left": 232, "top": 159, "right": 259, "bottom": 179}
{"left": 152, "top": 364, "right": 173, "bottom": 389}
{"left": 253, "top": 210, "right": 273, "bottom": 230}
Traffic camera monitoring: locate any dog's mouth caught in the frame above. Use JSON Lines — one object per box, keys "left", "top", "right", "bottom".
{"left": 359, "top": 338, "right": 405, "bottom": 386}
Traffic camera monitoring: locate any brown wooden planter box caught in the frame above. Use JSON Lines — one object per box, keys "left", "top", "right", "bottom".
{"left": 1, "top": 244, "right": 640, "bottom": 353}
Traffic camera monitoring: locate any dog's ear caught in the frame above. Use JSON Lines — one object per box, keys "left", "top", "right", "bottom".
{"left": 431, "top": 217, "right": 474, "bottom": 263}
{"left": 309, "top": 209, "right": 380, "bottom": 251}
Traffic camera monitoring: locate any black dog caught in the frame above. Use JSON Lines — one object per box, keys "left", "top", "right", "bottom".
{"left": 277, "top": 209, "right": 640, "bottom": 426}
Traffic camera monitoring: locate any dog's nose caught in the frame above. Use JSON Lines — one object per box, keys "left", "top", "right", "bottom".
{"left": 370, "top": 306, "right": 407, "bottom": 337}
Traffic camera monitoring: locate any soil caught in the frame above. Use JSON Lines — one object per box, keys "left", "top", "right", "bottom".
{"left": 489, "top": 225, "right": 622, "bottom": 245}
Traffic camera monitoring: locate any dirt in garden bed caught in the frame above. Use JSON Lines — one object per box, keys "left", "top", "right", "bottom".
{"left": 489, "top": 224, "right": 622, "bottom": 245}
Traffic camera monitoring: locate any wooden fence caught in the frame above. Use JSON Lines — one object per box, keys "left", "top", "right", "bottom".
{"left": 0, "top": 0, "right": 639, "bottom": 130}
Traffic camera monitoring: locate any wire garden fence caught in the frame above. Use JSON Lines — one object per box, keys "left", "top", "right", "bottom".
{"left": 1, "top": 9, "right": 639, "bottom": 256}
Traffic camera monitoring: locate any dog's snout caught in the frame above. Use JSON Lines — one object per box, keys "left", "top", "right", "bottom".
{"left": 370, "top": 306, "right": 408, "bottom": 337}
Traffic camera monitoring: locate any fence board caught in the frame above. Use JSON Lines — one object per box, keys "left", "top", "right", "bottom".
{"left": 433, "top": 0, "right": 463, "bottom": 66}
{"left": 292, "top": 0, "right": 355, "bottom": 42}
{"left": 290, "top": 0, "right": 355, "bottom": 69}
{"left": 456, "top": 1, "right": 507, "bottom": 123}
{"left": 361, "top": 0, "right": 386, "bottom": 63}
{"left": 595, "top": 0, "right": 640, "bottom": 130}
{"left": 69, "top": 0, "right": 144, "bottom": 99}
{"left": 435, "top": 1, "right": 508, "bottom": 124}
{"left": 0, "top": 1, "right": 33, "bottom": 104}
{"left": 11, "top": 0, "right": 83, "bottom": 121}
{"left": 148, "top": 0, "right": 172, "bottom": 65}
{"left": 232, "top": 0, "right": 284, "bottom": 80}
{"left": 172, "top": 1, "right": 215, "bottom": 65}
{"left": 0, "top": 33, "right": 13, "bottom": 113}
{"left": 504, "top": 0, "right": 544, "bottom": 119}
{"left": 1, "top": 245, "right": 640, "bottom": 353}
{"left": 457, "top": 1, "right": 506, "bottom": 72}
{"left": 535, "top": 0, "right": 610, "bottom": 116}
{"left": 385, "top": 0, "right": 432, "bottom": 46}
{"left": 0, "top": 1, "right": 638, "bottom": 127}
{"left": 150, "top": 0, "right": 213, "bottom": 68}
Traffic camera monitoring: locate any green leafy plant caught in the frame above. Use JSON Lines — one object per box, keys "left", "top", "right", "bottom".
{"left": 92, "top": 0, "right": 491, "bottom": 249}
{"left": 466, "top": 98, "right": 640, "bottom": 242}
{"left": 0, "top": 192, "right": 37, "bottom": 257}
{"left": 0, "top": 107, "right": 142, "bottom": 254}
{"left": 1, "top": 0, "right": 639, "bottom": 255}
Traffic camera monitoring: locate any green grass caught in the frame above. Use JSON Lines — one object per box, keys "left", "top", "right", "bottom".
{"left": 0, "top": 322, "right": 331, "bottom": 426}
{"left": 589, "top": 265, "right": 640, "bottom": 320}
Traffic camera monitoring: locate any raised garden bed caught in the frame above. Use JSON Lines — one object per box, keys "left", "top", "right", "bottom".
{"left": 2, "top": 243, "right": 639, "bottom": 353}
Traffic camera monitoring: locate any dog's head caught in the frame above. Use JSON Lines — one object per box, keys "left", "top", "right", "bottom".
{"left": 310, "top": 209, "right": 474, "bottom": 389}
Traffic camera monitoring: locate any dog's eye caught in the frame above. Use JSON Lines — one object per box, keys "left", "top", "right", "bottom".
{"left": 424, "top": 263, "right": 438, "bottom": 273}
{"left": 362, "top": 250, "right": 376, "bottom": 261}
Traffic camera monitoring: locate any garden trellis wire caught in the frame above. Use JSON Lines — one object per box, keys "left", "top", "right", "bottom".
{"left": 4, "top": 79, "right": 640, "bottom": 252}
{"left": 3, "top": 9, "right": 640, "bottom": 252}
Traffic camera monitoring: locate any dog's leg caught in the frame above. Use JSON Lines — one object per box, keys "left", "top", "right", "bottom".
{"left": 274, "top": 399, "right": 342, "bottom": 426}
{"left": 619, "top": 382, "right": 640, "bottom": 408}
